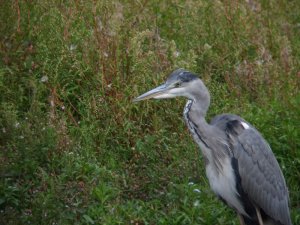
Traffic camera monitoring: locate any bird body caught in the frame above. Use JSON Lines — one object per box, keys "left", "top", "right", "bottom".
{"left": 184, "top": 99, "right": 249, "bottom": 217}
{"left": 133, "top": 69, "right": 292, "bottom": 225}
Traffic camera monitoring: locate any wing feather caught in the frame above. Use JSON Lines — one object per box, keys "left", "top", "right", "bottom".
{"left": 211, "top": 114, "right": 291, "bottom": 225}
{"left": 237, "top": 128, "right": 290, "bottom": 225}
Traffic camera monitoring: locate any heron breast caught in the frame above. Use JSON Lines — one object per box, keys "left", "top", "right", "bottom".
{"left": 206, "top": 157, "right": 247, "bottom": 216}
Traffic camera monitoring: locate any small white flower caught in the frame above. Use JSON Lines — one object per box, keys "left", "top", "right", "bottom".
{"left": 107, "top": 83, "right": 112, "bottom": 88}
{"left": 204, "top": 43, "right": 212, "bottom": 51}
{"left": 61, "top": 106, "right": 65, "bottom": 110}
{"left": 15, "top": 122, "right": 20, "bottom": 128}
{"left": 255, "top": 60, "right": 264, "bottom": 66}
{"left": 19, "top": 135, "right": 24, "bottom": 139}
{"left": 69, "top": 44, "right": 77, "bottom": 51}
{"left": 40, "top": 76, "right": 48, "bottom": 83}
{"left": 193, "top": 200, "right": 200, "bottom": 207}
{"left": 174, "top": 51, "right": 180, "bottom": 57}
{"left": 193, "top": 188, "right": 201, "bottom": 193}
{"left": 188, "top": 182, "right": 194, "bottom": 186}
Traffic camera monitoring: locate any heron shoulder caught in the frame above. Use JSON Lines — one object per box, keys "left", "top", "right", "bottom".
{"left": 210, "top": 114, "right": 251, "bottom": 136}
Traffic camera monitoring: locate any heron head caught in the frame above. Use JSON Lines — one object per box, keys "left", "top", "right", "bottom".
{"left": 133, "top": 68, "right": 208, "bottom": 102}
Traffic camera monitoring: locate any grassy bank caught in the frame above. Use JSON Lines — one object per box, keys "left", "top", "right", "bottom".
{"left": 0, "top": 0, "right": 299, "bottom": 224}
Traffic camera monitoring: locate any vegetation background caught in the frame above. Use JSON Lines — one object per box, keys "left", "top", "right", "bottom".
{"left": 0, "top": 0, "right": 299, "bottom": 224}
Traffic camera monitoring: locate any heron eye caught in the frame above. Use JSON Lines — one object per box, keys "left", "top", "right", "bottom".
{"left": 174, "top": 82, "right": 181, "bottom": 88}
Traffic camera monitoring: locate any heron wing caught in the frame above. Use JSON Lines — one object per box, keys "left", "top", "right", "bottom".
{"left": 211, "top": 114, "right": 291, "bottom": 225}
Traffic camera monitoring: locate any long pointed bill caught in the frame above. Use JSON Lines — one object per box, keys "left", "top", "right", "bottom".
{"left": 133, "top": 84, "right": 170, "bottom": 102}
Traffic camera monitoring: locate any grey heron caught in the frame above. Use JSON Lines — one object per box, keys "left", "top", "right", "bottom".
{"left": 133, "top": 69, "right": 292, "bottom": 225}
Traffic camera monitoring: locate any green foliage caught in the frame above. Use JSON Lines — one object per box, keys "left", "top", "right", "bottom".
{"left": 0, "top": 0, "right": 299, "bottom": 224}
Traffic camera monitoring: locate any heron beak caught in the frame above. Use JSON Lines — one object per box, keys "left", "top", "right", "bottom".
{"left": 133, "top": 84, "right": 170, "bottom": 102}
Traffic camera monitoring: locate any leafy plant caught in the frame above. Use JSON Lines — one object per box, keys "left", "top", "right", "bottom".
{"left": 0, "top": 1, "right": 299, "bottom": 224}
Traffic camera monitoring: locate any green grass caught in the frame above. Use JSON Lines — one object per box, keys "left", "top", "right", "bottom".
{"left": 0, "top": 0, "right": 299, "bottom": 224}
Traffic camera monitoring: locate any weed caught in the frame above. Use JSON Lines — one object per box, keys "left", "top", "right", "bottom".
{"left": 0, "top": 1, "right": 299, "bottom": 224}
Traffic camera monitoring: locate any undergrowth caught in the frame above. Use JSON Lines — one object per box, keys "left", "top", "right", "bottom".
{"left": 0, "top": 0, "right": 299, "bottom": 224}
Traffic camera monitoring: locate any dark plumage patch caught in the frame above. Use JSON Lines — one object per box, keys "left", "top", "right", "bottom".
{"left": 231, "top": 157, "right": 258, "bottom": 224}
{"left": 178, "top": 71, "right": 198, "bottom": 82}
{"left": 167, "top": 68, "right": 198, "bottom": 84}
{"left": 226, "top": 120, "right": 245, "bottom": 136}
{"left": 242, "top": 216, "right": 260, "bottom": 225}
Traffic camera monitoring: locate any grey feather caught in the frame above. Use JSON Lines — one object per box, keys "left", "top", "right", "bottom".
{"left": 211, "top": 114, "right": 291, "bottom": 225}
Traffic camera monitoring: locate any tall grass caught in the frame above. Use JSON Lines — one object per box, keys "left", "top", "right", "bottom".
{"left": 0, "top": 0, "right": 299, "bottom": 224}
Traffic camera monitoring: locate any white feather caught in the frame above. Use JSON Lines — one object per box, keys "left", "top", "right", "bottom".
{"left": 206, "top": 157, "right": 247, "bottom": 216}
{"left": 241, "top": 122, "right": 250, "bottom": 129}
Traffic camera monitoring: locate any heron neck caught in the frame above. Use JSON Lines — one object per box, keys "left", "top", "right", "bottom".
{"left": 189, "top": 96, "right": 209, "bottom": 117}
{"left": 184, "top": 99, "right": 210, "bottom": 132}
